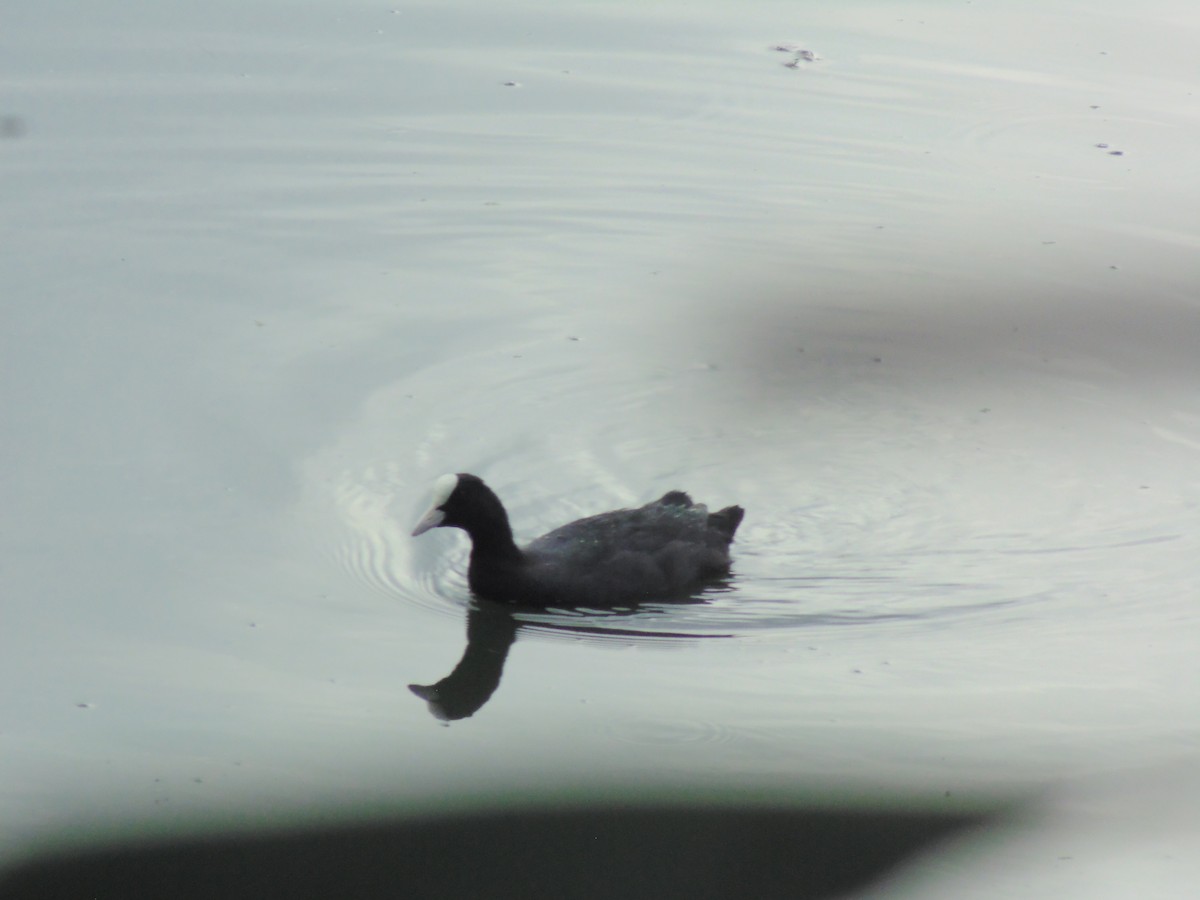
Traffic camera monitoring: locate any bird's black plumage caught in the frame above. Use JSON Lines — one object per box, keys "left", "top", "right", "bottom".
{"left": 412, "top": 473, "right": 744, "bottom": 608}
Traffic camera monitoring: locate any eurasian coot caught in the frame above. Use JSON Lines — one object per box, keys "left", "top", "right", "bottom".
{"left": 412, "top": 473, "right": 744, "bottom": 607}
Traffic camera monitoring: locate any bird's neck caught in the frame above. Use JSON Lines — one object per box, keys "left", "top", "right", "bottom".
{"left": 465, "top": 519, "right": 523, "bottom": 564}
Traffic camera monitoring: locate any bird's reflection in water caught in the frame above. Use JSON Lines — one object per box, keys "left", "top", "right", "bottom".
{"left": 409, "top": 595, "right": 727, "bottom": 721}
{"left": 408, "top": 603, "right": 520, "bottom": 721}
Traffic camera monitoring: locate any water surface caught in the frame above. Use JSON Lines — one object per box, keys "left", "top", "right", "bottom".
{"left": 3, "top": 0, "right": 1198, "bottom": 893}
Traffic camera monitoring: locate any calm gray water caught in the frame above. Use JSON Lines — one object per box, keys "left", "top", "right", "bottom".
{"left": 4, "top": 0, "right": 1199, "bottom": 893}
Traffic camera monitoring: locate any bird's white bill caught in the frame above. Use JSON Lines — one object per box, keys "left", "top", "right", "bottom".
{"left": 411, "top": 506, "right": 446, "bottom": 536}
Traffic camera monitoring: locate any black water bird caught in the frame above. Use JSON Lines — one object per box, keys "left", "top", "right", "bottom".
{"left": 412, "top": 473, "right": 744, "bottom": 607}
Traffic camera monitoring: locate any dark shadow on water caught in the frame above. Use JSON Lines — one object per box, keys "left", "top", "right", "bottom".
{"left": 0, "top": 802, "right": 1005, "bottom": 900}
{"left": 409, "top": 594, "right": 729, "bottom": 722}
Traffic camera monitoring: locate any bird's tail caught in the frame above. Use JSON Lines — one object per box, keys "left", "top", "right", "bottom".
{"left": 708, "top": 505, "right": 744, "bottom": 541}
